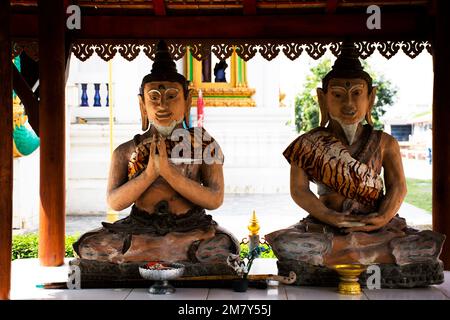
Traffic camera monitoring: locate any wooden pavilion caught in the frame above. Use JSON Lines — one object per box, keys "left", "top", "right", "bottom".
{"left": 1, "top": 0, "right": 449, "bottom": 300}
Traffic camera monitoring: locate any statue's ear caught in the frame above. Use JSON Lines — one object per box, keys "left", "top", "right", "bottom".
{"left": 184, "top": 89, "right": 194, "bottom": 128}
{"left": 317, "top": 88, "right": 329, "bottom": 127}
{"left": 366, "top": 86, "right": 377, "bottom": 127}
{"left": 138, "top": 94, "right": 149, "bottom": 131}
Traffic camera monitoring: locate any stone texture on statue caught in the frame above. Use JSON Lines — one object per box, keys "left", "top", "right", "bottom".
{"left": 265, "top": 42, "right": 445, "bottom": 288}
{"left": 72, "top": 40, "right": 239, "bottom": 281}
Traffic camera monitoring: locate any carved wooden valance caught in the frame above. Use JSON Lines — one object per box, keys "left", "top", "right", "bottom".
{"left": 12, "top": 40, "right": 432, "bottom": 62}
{"left": 71, "top": 40, "right": 433, "bottom": 62}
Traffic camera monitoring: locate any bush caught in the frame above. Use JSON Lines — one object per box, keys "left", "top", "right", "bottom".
{"left": 239, "top": 243, "right": 275, "bottom": 259}
{"left": 12, "top": 233, "right": 79, "bottom": 261}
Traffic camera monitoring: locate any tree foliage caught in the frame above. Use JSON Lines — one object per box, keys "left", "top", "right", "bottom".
{"left": 294, "top": 58, "right": 398, "bottom": 133}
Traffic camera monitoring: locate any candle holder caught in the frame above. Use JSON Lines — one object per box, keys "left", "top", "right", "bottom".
{"left": 330, "top": 264, "right": 367, "bottom": 295}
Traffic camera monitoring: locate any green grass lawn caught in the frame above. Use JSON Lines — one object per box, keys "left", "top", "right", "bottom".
{"left": 405, "top": 178, "right": 432, "bottom": 213}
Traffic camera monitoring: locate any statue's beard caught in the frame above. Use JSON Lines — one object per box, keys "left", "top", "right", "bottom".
{"left": 330, "top": 115, "right": 364, "bottom": 145}
{"left": 149, "top": 119, "right": 183, "bottom": 137}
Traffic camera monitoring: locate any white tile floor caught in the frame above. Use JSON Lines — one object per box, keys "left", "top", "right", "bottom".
{"left": 10, "top": 258, "right": 450, "bottom": 300}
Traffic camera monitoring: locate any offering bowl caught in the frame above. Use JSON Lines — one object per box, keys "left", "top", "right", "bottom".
{"left": 139, "top": 262, "right": 185, "bottom": 294}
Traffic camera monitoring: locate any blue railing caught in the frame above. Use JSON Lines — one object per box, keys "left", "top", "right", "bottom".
{"left": 79, "top": 83, "right": 109, "bottom": 107}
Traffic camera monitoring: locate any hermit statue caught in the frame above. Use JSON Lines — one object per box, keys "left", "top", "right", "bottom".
{"left": 265, "top": 42, "right": 445, "bottom": 288}
{"left": 71, "top": 41, "right": 239, "bottom": 280}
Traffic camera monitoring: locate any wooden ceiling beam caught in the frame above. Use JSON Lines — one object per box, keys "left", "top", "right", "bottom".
{"left": 11, "top": 12, "right": 431, "bottom": 40}
{"left": 153, "top": 0, "right": 166, "bottom": 16}
{"left": 326, "top": 0, "right": 339, "bottom": 14}
{"left": 243, "top": 0, "right": 257, "bottom": 15}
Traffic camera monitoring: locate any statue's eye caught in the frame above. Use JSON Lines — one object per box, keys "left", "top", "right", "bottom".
{"left": 332, "top": 92, "right": 341, "bottom": 98}
{"left": 148, "top": 91, "right": 161, "bottom": 102}
{"left": 353, "top": 90, "right": 361, "bottom": 96}
{"left": 165, "top": 89, "right": 179, "bottom": 101}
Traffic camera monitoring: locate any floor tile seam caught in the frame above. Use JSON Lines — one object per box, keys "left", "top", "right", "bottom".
{"left": 123, "top": 288, "right": 133, "bottom": 300}
{"left": 361, "top": 289, "right": 370, "bottom": 300}
{"left": 278, "top": 285, "right": 288, "bottom": 300}
{"left": 432, "top": 286, "right": 450, "bottom": 300}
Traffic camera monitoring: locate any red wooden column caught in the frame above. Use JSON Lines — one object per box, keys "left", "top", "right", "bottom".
{"left": 0, "top": 0, "right": 13, "bottom": 300}
{"left": 38, "top": 0, "right": 66, "bottom": 266}
{"left": 432, "top": 0, "right": 450, "bottom": 270}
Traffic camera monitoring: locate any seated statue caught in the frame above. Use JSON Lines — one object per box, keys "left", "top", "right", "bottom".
{"left": 72, "top": 41, "right": 239, "bottom": 279}
{"left": 265, "top": 42, "right": 446, "bottom": 288}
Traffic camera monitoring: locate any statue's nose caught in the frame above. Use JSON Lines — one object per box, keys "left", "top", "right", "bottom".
{"left": 342, "top": 105, "right": 356, "bottom": 116}
{"left": 156, "top": 99, "right": 169, "bottom": 110}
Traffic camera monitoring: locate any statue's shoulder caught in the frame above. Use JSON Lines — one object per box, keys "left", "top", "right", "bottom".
{"left": 114, "top": 139, "right": 136, "bottom": 154}
{"left": 113, "top": 137, "right": 137, "bottom": 160}
{"left": 288, "top": 127, "right": 330, "bottom": 148}
{"left": 283, "top": 127, "right": 330, "bottom": 165}
{"left": 378, "top": 130, "right": 402, "bottom": 151}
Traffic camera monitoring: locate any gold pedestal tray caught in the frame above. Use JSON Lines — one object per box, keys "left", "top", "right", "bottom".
{"left": 331, "top": 264, "right": 367, "bottom": 295}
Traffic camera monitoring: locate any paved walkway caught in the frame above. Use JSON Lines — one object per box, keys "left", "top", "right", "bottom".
{"left": 10, "top": 258, "right": 450, "bottom": 300}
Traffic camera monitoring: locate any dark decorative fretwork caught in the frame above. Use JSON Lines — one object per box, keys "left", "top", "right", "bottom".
{"left": 68, "top": 40, "right": 432, "bottom": 62}
{"left": 378, "top": 41, "right": 401, "bottom": 59}
{"left": 401, "top": 41, "right": 431, "bottom": 59}
{"left": 72, "top": 43, "right": 95, "bottom": 62}
{"left": 234, "top": 43, "right": 258, "bottom": 61}
{"left": 211, "top": 44, "right": 235, "bottom": 61}
{"left": 258, "top": 43, "right": 281, "bottom": 61}
{"left": 282, "top": 42, "right": 304, "bottom": 61}
{"left": 304, "top": 42, "right": 328, "bottom": 60}
{"left": 355, "top": 42, "right": 377, "bottom": 59}
{"left": 117, "top": 44, "right": 142, "bottom": 61}
{"left": 187, "top": 42, "right": 210, "bottom": 61}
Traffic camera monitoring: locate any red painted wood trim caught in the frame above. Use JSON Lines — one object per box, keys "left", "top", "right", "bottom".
{"left": 153, "top": 0, "right": 166, "bottom": 16}
{"left": 11, "top": 12, "right": 431, "bottom": 40}
{"left": 38, "top": 0, "right": 66, "bottom": 267}
{"left": 0, "top": 0, "right": 13, "bottom": 301}
{"left": 326, "top": 0, "right": 339, "bottom": 14}
{"left": 243, "top": 0, "right": 257, "bottom": 15}
{"left": 432, "top": 0, "right": 450, "bottom": 270}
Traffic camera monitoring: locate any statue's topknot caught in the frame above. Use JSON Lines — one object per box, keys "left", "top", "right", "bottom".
{"left": 140, "top": 40, "right": 189, "bottom": 97}
{"left": 322, "top": 41, "right": 373, "bottom": 93}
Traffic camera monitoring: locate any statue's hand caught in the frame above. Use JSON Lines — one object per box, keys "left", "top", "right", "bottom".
{"left": 143, "top": 134, "right": 160, "bottom": 179}
{"left": 157, "top": 136, "right": 174, "bottom": 179}
{"left": 343, "top": 212, "right": 388, "bottom": 232}
{"left": 322, "top": 209, "right": 366, "bottom": 228}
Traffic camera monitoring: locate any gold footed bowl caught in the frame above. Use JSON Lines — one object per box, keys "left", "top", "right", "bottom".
{"left": 330, "top": 264, "right": 367, "bottom": 295}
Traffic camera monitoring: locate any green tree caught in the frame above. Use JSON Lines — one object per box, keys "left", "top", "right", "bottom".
{"left": 294, "top": 58, "right": 398, "bottom": 133}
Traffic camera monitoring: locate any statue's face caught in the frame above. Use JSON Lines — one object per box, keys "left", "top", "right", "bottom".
{"left": 324, "top": 78, "right": 371, "bottom": 125}
{"left": 139, "top": 81, "right": 187, "bottom": 128}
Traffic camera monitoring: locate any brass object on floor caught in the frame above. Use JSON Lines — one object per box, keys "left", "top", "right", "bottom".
{"left": 331, "top": 264, "right": 367, "bottom": 295}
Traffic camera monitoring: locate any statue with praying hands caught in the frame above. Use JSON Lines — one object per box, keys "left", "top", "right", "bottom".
{"left": 265, "top": 42, "right": 446, "bottom": 288}
{"left": 72, "top": 41, "right": 239, "bottom": 277}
